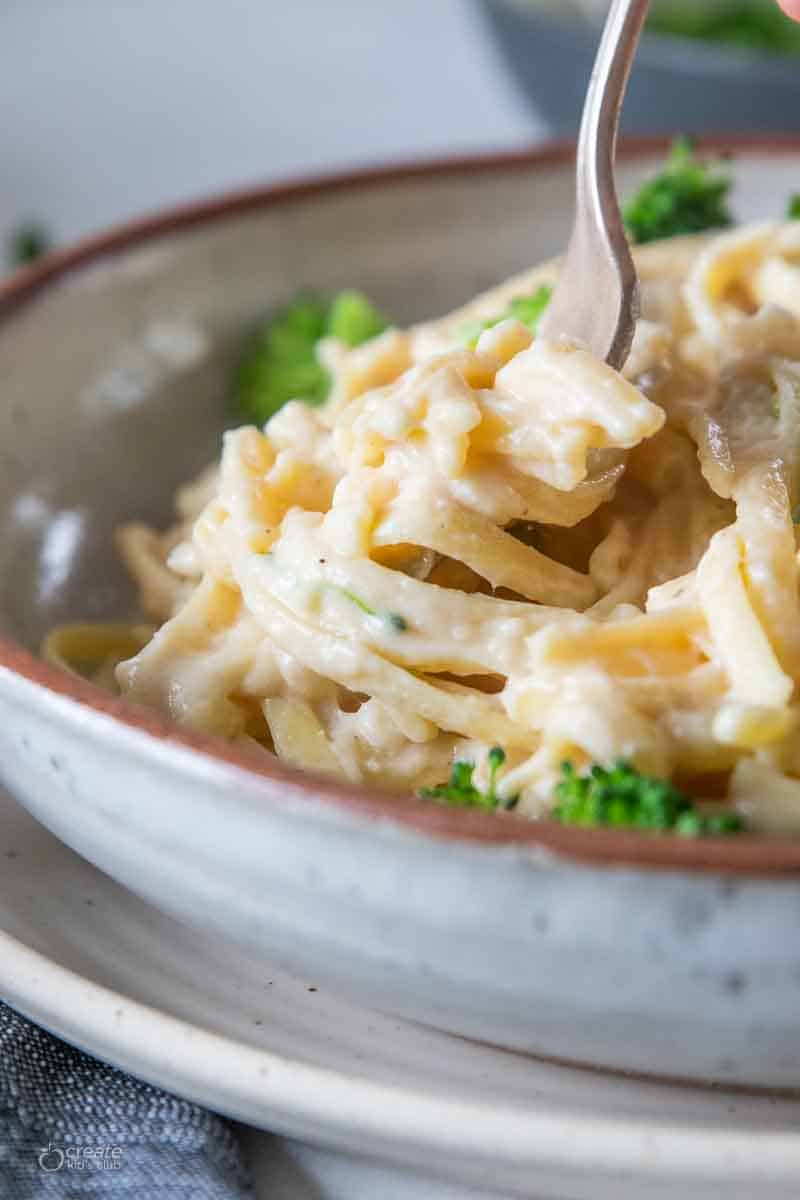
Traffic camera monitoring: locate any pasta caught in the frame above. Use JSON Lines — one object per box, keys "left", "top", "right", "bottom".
{"left": 48, "top": 222, "right": 800, "bottom": 831}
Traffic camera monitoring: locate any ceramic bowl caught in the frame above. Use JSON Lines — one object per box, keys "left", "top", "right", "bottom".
{"left": 3, "top": 139, "right": 800, "bottom": 1088}
{"left": 479, "top": 1, "right": 800, "bottom": 136}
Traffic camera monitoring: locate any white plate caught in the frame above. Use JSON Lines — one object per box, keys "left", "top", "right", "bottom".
{"left": 1, "top": 781, "right": 799, "bottom": 1200}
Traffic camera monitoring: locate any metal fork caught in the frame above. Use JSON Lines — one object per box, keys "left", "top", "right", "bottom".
{"left": 538, "top": 0, "right": 649, "bottom": 369}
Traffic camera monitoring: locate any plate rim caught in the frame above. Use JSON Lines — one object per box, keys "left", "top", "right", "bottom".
{"left": 4, "top": 922, "right": 800, "bottom": 1184}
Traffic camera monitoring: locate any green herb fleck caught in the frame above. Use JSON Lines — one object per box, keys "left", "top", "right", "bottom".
{"left": 328, "top": 584, "right": 407, "bottom": 633}
{"left": 9, "top": 222, "right": 52, "bottom": 268}
{"left": 551, "top": 760, "right": 745, "bottom": 836}
{"left": 419, "top": 746, "right": 517, "bottom": 811}
{"left": 788, "top": 194, "right": 800, "bottom": 221}
{"left": 236, "top": 290, "right": 388, "bottom": 425}
{"left": 460, "top": 285, "right": 552, "bottom": 349}
{"left": 385, "top": 611, "right": 409, "bottom": 632}
{"left": 622, "top": 138, "right": 732, "bottom": 245}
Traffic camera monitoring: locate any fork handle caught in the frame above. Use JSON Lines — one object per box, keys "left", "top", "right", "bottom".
{"left": 539, "top": 0, "right": 649, "bottom": 368}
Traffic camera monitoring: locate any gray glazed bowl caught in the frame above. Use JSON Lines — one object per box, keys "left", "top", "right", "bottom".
{"left": 480, "top": 1, "right": 800, "bottom": 136}
{"left": 3, "top": 140, "right": 800, "bottom": 1088}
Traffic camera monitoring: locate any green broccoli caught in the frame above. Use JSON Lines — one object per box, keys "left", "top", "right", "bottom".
{"left": 788, "top": 194, "right": 800, "bottom": 220}
{"left": 551, "top": 760, "right": 744, "bottom": 837}
{"left": 9, "top": 222, "right": 52, "bottom": 268}
{"left": 420, "top": 746, "right": 517, "bottom": 811}
{"left": 236, "top": 290, "right": 387, "bottom": 425}
{"left": 647, "top": 1, "right": 800, "bottom": 56}
{"left": 622, "top": 138, "right": 732, "bottom": 245}
{"left": 327, "top": 289, "right": 388, "bottom": 347}
{"left": 459, "top": 285, "right": 552, "bottom": 349}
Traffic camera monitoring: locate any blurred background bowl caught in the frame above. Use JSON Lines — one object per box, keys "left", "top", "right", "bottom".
{"left": 479, "top": 0, "right": 800, "bottom": 135}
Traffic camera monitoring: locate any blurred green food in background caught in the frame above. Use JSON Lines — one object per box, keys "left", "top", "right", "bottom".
{"left": 647, "top": 0, "right": 800, "bottom": 55}
{"left": 236, "top": 290, "right": 388, "bottom": 425}
{"left": 8, "top": 222, "right": 52, "bottom": 268}
{"left": 326, "top": 289, "right": 388, "bottom": 348}
{"left": 459, "top": 285, "right": 552, "bottom": 348}
{"left": 789, "top": 194, "right": 800, "bottom": 219}
{"left": 623, "top": 137, "right": 732, "bottom": 244}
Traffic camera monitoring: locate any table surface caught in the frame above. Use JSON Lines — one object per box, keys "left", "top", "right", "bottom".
{"left": 1, "top": 0, "right": 543, "bottom": 256}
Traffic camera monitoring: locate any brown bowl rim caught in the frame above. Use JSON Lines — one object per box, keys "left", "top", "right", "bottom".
{"left": 5, "top": 133, "right": 800, "bottom": 876}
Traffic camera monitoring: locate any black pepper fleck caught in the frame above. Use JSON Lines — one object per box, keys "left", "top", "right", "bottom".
{"left": 723, "top": 970, "right": 747, "bottom": 995}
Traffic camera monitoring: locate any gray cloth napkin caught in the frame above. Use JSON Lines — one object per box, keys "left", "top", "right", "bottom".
{"left": 0, "top": 1003, "right": 253, "bottom": 1198}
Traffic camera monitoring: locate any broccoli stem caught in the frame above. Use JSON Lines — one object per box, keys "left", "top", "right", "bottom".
{"left": 419, "top": 746, "right": 517, "bottom": 811}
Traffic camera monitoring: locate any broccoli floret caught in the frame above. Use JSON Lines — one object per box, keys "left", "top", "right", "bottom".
{"left": 236, "top": 290, "right": 387, "bottom": 425}
{"left": 788, "top": 194, "right": 800, "bottom": 220}
{"left": 327, "top": 289, "right": 388, "bottom": 347}
{"left": 460, "top": 285, "right": 552, "bottom": 349}
{"left": 622, "top": 138, "right": 732, "bottom": 245}
{"left": 9, "top": 222, "right": 52, "bottom": 268}
{"left": 420, "top": 746, "right": 517, "bottom": 811}
{"left": 551, "top": 760, "right": 745, "bottom": 837}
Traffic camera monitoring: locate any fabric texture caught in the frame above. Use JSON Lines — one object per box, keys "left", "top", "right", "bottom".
{"left": 0, "top": 1003, "right": 252, "bottom": 1199}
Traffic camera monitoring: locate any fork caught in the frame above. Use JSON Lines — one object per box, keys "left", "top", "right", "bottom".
{"left": 538, "top": 0, "right": 649, "bottom": 369}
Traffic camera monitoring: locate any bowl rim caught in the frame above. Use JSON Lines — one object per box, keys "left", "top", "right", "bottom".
{"left": 5, "top": 133, "right": 800, "bottom": 877}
